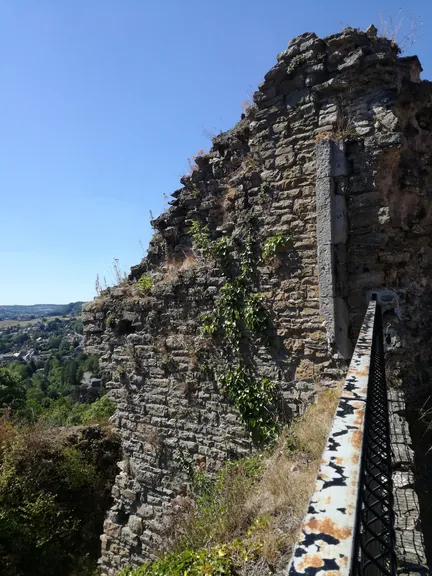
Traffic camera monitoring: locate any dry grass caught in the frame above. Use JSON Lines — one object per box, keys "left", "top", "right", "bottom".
{"left": 124, "top": 294, "right": 154, "bottom": 308}
{"left": 377, "top": 10, "right": 423, "bottom": 52}
{"left": 0, "top": 416, "right": 71, "bottom": 458}
{"left": 187, "top": 149, "right": 207, "bottom": 175}
{"left": 162, "top": 253, "right": 197, "bottom": 283}
{"left": 165, "top": 386, "right": 341, "bottom": 571}
{"left": 222, "top": 185, "right": 237, "bottom": 211}
{"left": 84, "top": 297, "right": 109, "bottom": 311}
{"left": 240, "top": 99, "right": 256, "bottom": 119}
{"left": 290, "top": 386, "right": 340, "bottom": 460}
{"left": 418, "top": 397, "right": 432, "bottom": 444}
{"left": 314, "top": 129, "right": 358, "bottom": 145}
{"left": 87, "top": 283, "right": 143, "bottom": 311}
{"left": 245, "top": 387, "right": 340, "bottom": 565}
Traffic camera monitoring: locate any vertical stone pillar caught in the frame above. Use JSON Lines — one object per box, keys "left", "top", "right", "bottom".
{"left": 316, "top": 139, "right": 352, "bottom": 359}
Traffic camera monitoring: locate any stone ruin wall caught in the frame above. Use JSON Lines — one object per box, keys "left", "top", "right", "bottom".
{"left": 83, "top": 27, "right": 432, "bottom": 574}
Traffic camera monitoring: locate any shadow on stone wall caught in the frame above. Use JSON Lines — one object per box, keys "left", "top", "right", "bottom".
{"left": 406, "top": 394, "right": 432, "bottom": 571}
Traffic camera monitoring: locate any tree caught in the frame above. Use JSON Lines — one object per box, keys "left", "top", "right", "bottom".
{"left": 83, "top": 355, "right": 99, "bottom": 376}
{"left": 0, "top": 335, "right": 12, "bottom": 353}
{"left": 47, "top": 336, "right": 61, "bottom": 349}
{"left": 63, "top": 360, "right": 78, "bottom": 387}
{"left": 82, "top": 395, "right": 115, "bottom": 424}
{"left": 73, "top": 319, "right": 84, "bottom": 335}
{"left": 9, "top": 361, "right": 33, "bottom": 382}
{"left": 0, "top": 368, "right": 25, "bottom": 410}
{"left": 58, "top": 339, "right": 70, "bottom": 356}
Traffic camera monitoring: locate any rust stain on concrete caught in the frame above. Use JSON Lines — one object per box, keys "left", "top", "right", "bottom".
{"left": 297, "top": 553, "right": 325, "bottom": 570}
{"left": 305, "top": 517, "right": 352, "bottom": 541}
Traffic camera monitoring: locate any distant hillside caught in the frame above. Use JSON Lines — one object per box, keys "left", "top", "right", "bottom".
{"left": 0, "top": 302, "right": 84, "bottom": 321}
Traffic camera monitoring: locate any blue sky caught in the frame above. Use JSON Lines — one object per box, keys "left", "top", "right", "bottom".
{"left": 0, "top": 0, "right": 430, "bottom": 305}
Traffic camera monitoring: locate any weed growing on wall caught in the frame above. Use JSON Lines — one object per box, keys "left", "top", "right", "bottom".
{"left": 189, "top": 221, "right": 231, "bottom": 272}
{"left": 219, "top": 367, "right": 279, "bottom": 440}
{"left": 261, "top": 233, "right": 292, "bottom": 263}
{"left": 137, "top": 274, "right": 152, "bottom": 295}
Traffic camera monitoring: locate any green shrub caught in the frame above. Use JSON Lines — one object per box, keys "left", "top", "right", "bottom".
{"left": 118, "top": 457, "right": 265, "bottom": 576}
{"left": 0, "top": 420, "right": 118, "bottom": 576}
{"left": 173, "top": 456, "right": 262, "bottom": 552}
{"left": 39, "top": 397, "right": 86, "bottom": 427}
{"left": 190, "top": 221, "right": 230, "bottom": 270}
{"left": 33, "top": 395, "right": 115, "bottom": 428}
{"left": 119, "top": 547, "right": 232, "bottom": 576}
{"left": 82, "top": 395, "right": 116, "bottom": 424}
{"left": 0, "top": 367, "right": 25, "bottom": 410}
{"left": 60, "top": 447, "right": 97, "bottom": 490}
{"left": 137, "top": 275, "right": 152, "bottom": 295}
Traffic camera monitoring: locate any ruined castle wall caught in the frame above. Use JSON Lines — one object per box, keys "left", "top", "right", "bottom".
{"left": 314, "top": 47, "right": 432, "bottom": 571}
{"left": 343, "top": 64, "right": 432, "bottom": 574}
{"left": 83, "top": 28, "right": 432, "bottom": 573}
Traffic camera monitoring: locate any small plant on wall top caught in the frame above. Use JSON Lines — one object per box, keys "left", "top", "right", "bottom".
{"left": 137, "top": 274, "right": 152, "bottom": 295}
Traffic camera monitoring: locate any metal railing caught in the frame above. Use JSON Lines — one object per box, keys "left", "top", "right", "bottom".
{"left": 288, "top": 298, "right": 396, "bottom": 576}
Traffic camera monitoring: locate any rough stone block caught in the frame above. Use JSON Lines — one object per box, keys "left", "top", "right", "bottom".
{"left": 128, "top": 515, "right": 143, "bottom": 535}
{"left": 316, "top": 177, "right": 334, "bottom": 244}
{"left": 316, "top": 140, "right": 332, "bottom": 179}
{"left": 286, "top": 88, "right": 310, "bottom": 109}
{"left": 317, "top": 244, "right": 335, "bottom": 300}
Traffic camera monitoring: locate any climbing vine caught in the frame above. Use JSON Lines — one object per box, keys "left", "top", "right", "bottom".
{"left": 218, "top": 366, "right": 279, "bottom": 440}
{"left": 190, "top": 221, "right": 280, "bottom": 442}
{"left": 261, "top": 233, "right": 292, "bottom": 262}
{"left": 189, "top": 221, "right": 231, "bottom": 272}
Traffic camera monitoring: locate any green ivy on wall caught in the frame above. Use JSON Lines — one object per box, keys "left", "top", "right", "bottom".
{"left": 190, "top": 222, "right": 285, "bottom": 443}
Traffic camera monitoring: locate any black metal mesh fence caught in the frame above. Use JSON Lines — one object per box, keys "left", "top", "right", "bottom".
{"left": 352, "top": 302, "right": 397, "bottom": 576}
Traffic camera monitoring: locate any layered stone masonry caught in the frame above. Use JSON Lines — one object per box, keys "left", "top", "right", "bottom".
{"left": 389, "top": 390, "right": 429, "bottom": 575}
{"left": 83, "top": 26, "right": 432, "bottom": 573}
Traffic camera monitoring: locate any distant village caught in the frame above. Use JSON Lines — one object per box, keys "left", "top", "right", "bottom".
{"left": 0, "top": 316, "right": 102, "bottom": 391}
